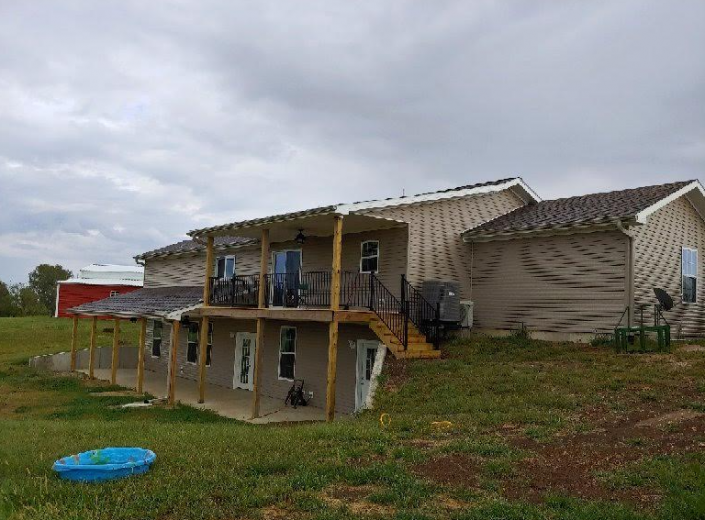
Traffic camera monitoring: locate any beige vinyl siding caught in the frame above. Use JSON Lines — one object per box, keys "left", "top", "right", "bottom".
{"left": 632, "top": 196, "right": 705, "bottom": 336}
{"left": 269, "top": 227, "right": 408, "bottom": 298}
{"left": 143, "top": 317, "right": 373, "bottom": 414}
{"left": 472, "top": 231, "right": 628, "bottom": 333}
{"left": 366, "top": 190, "right": 525, "bottom": 299}
{"left": 144, "top": 228, "right": 408, "bottom": 298}
{"left": 143, "top": 247, "right": 261, "bottom": 288}
{"left": 257, "top": 321, "right": 378, "bottom": 414}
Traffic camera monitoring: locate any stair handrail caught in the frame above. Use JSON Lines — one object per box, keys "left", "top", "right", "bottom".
{"left": 401, "top": 275, "right": 441, "bottom": 349}
{"left": 368, "top": 272, "right": 408, "bottom": 350}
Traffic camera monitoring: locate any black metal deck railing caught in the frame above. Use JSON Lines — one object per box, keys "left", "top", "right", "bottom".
{"left": 368, "top": 272, "right": 408, "bottom": 349}
{"left": 401, "top": 274, "right": 441, "bottom": 349}
{"left": 208, "top": 270, "right": 441, "bottom": 351}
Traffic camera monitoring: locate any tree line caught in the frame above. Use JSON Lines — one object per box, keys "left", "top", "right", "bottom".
{"left": 0, "top": 264, "right": 72, "bottom": 317}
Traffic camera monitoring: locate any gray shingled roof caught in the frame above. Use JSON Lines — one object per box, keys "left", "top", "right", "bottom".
{"left": 463, "top": 181, "right": 694, "bottom": 238}
{"left": 68, "top": 286, "right": 203, "bottom": 318}
{"left": 136, "top": 236, "right": 255, "bottom": 261}
{"left": 189, "top": 178, "right": 522, "bottom": 237}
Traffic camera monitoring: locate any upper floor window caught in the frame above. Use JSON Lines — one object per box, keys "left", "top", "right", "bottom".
{"left": 216, "top": 255, "right": 236, "bottom": 279}
{"left": 360, "top": 241, "right": 379, "bottom": 273}
{"left": 152, "top": 321, "right": 163, "bottom": 357}
{"left": 109, "top": 290, "right": 119, "bottom": 297}
{"left": 682, "top": 247, "right": 698, "bottom": 303}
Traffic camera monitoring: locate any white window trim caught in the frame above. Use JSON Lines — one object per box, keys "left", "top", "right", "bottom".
{"left": 277, "top": 326, "right": 297, "bottom": 381}
{"left": 151, "top": 321, "right": 163, "bottom": 358}
{"left": 206, "top": 322, "right": 213, "bottom": 367}
{"left": 186, "top": 323, "right": 200, "bottom": 365}
{"left": 360, "top": 240, "right": 380, "bottom": 274}
{"left": 109, "top": 290, "right": 119, "bottom": 297}
{"left": 682, "top": 246, "right": 698, "bottom": 304}
{"left": 215, "top": 255, "right": 237, "bottom": 279}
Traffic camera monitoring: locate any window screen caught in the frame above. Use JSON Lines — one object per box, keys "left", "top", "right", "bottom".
{"left": 278, "top": 327, "right": 296, "bottom": 380}
{"left": 682, "top": 247, "right": 698, "bottom": 303}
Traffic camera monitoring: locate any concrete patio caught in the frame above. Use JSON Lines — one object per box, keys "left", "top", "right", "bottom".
{"left": 81, "top": 368, "right": 327, "bottom": 424}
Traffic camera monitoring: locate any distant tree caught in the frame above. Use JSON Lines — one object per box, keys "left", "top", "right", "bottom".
{"left": 0, "top": 281, "right": 20, "bottom": 317}
{"left": 11, "top": 284, "right": 48, "bottom": 316}
{"left": 27, "top": 264, "right": 72, "bottom": 315}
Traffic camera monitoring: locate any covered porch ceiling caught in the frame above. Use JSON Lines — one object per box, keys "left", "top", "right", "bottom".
{"left": 192, "top": 212, "right": 408, "bottom": 243}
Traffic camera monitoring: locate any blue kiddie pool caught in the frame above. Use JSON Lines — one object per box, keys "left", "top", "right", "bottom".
{"left": 53, "top": 448, "right": 156, "bottom": 482}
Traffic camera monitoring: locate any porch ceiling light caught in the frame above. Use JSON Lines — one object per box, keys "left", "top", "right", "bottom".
{"left": 295, "top": 229, "right": 306, "bottom": 245}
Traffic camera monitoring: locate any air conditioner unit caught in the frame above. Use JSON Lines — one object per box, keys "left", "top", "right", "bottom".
{"left": 421, "top": 280, "right": 461, "bottom": 323}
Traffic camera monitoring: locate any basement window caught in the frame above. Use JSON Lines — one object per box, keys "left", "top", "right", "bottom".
{"left": 360, "top": 240, "right": 379, "bottom": 273}
{"left": 187, "top": 322, "right": 199, "bottom": 364}
{"left": 278, "top": 326, "right": 296, "bottom": 381}
{"left": 206, "top": 322, "right": 213, "bottom": 367}
{"left": 151, "top": 321, "right": 162, "bottom": 357}
{"left": 682, "top": 247, "right": 698, "bottom": 303}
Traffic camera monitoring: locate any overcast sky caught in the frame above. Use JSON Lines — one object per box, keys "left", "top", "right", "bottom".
{"left": 1, "top": 1, "right": 704, "bottom": 283}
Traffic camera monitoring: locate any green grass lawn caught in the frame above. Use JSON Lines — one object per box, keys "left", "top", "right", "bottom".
{"left": 1, "top": 317, "right": 705, "bottom": 519}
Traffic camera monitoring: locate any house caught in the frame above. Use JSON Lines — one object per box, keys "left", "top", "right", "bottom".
{"left": 55, "top": 264, "right": 144, "bottom": 318}
{"left": 67, "top": 178, "right": 539, "bottom": 421}
{"left": 462, "top": 180, "right": 705, "bottom": 340}
{"left": 65, "top": 177, "right": 705, "bottom": 422}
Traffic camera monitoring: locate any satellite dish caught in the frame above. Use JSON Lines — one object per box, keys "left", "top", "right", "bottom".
{"left": 653, "top": 288, "right": 674, "bottom": 311}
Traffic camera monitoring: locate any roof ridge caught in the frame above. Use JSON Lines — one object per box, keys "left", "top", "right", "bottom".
{"left": 535, "top": 180, "right": 695, "bottom": 205}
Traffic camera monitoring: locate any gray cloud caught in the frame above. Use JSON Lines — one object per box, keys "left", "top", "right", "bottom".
{"left": 1, "top": 0, "right": 704, "bottom": 282}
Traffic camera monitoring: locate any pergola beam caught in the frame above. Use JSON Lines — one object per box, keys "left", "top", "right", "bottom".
{"left": 251, "top": 228, "right": 270, "bottom": 419}
{"left": 110, "top": 318, "right": 121, "bottom": 384}
{"left": 137, "top": 317, "right": 146, "bottom": 394}
{"left": 70, "top": 315, "right": 79, "bottom": 372}
{"left": 88, "top": 316, "right": 97, "bottom": 379}
{"left": 325, "top": 215, "right": 343, "bottom": 422}
{"left": 167, "top": 320, "right": 181, "bottom": 406}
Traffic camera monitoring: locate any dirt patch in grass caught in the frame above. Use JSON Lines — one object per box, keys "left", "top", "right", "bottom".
{"left": 90, "top": 390, "right": 142, "bottom": 397}
{"left": 412, "top": 454, "right": 481, "bottom": 487}
{"left": 635, "top": 409, "right": 703, "bottom": 428}
{"left": 502, "top": 409, "right": 705, "bottom": 505}
{"left": 381, "top": 357, "right": 410, "bottom": 394}
{"left": 321, "top": 485, "right": 395, "bottom": 516}
{"left": 679, "top": 344, "right": 705, "bottom": 353}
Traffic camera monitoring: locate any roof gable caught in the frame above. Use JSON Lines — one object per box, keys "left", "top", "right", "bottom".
{"left": 188, "top": 177, "right": 540, "bottom": 238}
{"left": 463, "top": 180, "right": 702, "bottom": 240}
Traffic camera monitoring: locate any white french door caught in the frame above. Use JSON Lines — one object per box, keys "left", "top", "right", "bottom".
{"left": 233, "top": 332, "right": 256, "bottom": 390}
{"left": 355, "top": 340, "right": 379, "bottom": 411}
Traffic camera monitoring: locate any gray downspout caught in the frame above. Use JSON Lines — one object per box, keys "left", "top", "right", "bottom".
{"left": 616, "top": 220, "right": 635, "bottom": 329}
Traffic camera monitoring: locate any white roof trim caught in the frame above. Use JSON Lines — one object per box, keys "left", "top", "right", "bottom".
{"left": 337, "top": 178, "right": 541, "bottom": 214}
{"left": 166, "top": 303, "right": 203, "bottom": 321}
{"left": 58, "top": 278, "right": 143, "bottom": 287}
{"left": 635, "top": 181, "right": 705, "bottom": 224}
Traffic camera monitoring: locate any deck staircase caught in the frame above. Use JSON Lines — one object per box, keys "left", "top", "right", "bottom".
{"left": 364, "top": 273, "right": 442, "bottom": 360}
{"left": 368, "top": 315, "right": 441, "bottom": 359}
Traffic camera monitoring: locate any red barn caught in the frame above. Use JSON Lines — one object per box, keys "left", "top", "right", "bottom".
{"left": 55, "top": 264, "right": 144, "bottom": 319}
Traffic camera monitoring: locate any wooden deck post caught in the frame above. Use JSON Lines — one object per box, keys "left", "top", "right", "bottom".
{"left": 257, "top": 229, "right": 270, "bottom": 308}
{"left": 251, "top": 317, "right": 265, "bottom": 419}
{"left": 197, "top": 316, "right": 209, "bottom": 403}
{"left": 326, "top": 216, "right": 344, "bottom": 422}
{"left": 203, "top": 235, "right": 215, "bottom": 304}
{"left": 137, "top": 317, "right": 146, "bottom": 394}
{"left": 70, "top": 315, "right": 79, "bottom": 371}
{"left": 88, "top": 316, "right": 97, "bottom": 379}
{"left": 167, "top": 320, "right": 181, "bottom": 406}
{"left": 110, "top": 318, "right": 120, "bottom": 384}
{"left": 196, "top": 235, "right": 215, "bottom": 403}
{"left": 251, "top": 228, "right": 270, "bottom": 419}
